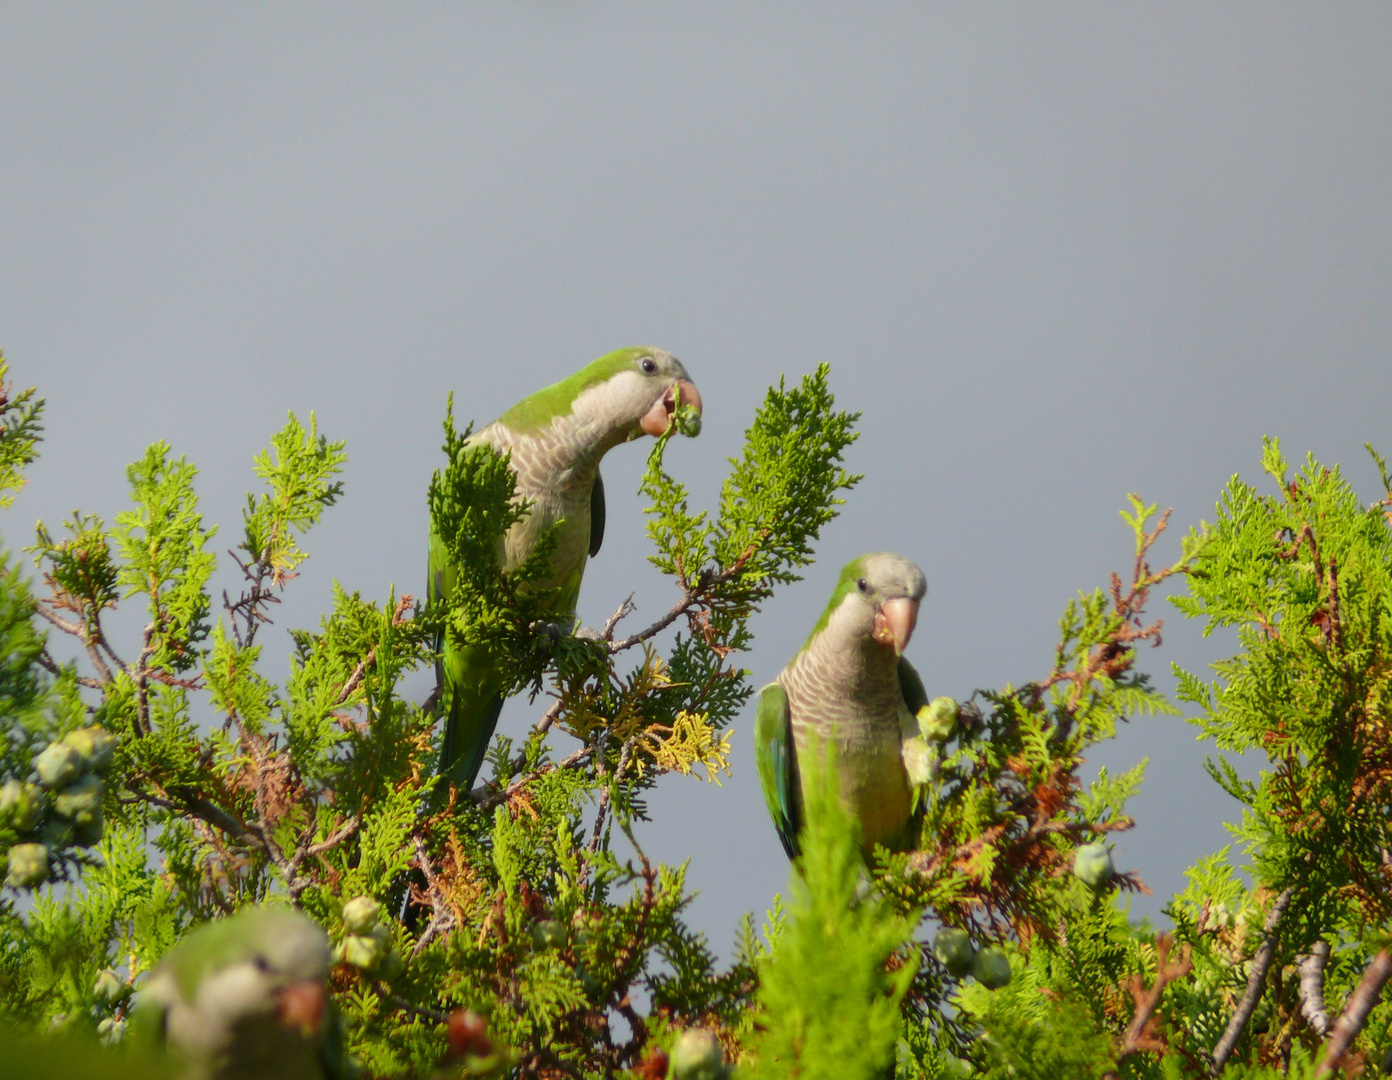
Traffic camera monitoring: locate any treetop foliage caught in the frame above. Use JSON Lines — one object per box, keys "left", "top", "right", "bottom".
{"left": 1, "top": 354, "right": 1390, "bottom": 1080}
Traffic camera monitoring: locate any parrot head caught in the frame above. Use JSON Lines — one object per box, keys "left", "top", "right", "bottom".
{"left": 812, "top": 552, "right": 927, "bottom": 657}
{"left": 133, "top": 906, "right": 335, "bottom": 1077}
{"left": 586, "top": 346, "right": 702, "bottom": 440}
{"left": 498, "top": 346, "right": 702, "bottom": 442}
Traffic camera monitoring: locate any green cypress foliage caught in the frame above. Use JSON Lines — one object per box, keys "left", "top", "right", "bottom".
{"left": 743, "top": 745, "right": 918, "bottom": 1080}
{"left": 2, "top": 346, "right": 1391, "bottom": 1080}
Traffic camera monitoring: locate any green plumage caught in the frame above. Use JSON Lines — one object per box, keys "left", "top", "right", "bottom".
{"left": 433, "top": 347, "right": 700, "bottom": 794}
{"left": 754, "top": 682, "right": 799, "bottom": 859}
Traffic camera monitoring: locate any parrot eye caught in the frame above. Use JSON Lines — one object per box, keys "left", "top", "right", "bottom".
{"left": 640, "top": 356, "right": 657, "bottom": 375}
{"left": 856, "top": 578, "right": 869, "bottom": 594}
{"left": 251, "top": 954, "right": 272, "bottom": 973}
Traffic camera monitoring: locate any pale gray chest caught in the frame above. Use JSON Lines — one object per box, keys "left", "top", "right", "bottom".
{"left": 778, "top": 637, "right": 906, "bottom": 745}
{"left": 778, "top": 635, "right": 914, "bottom": 847}
{"left": 478, "top": 420, "right": 599, "bottom": 589}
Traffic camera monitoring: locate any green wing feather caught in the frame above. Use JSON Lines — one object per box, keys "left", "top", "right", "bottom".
{"left": 754, "top": 682, "right": 800, "bottom": 859}
{"left": 896, "top": 656, "right": 929, "bottom": 715}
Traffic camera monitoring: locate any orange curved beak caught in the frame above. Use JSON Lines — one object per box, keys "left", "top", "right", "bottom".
{"left": 276, "top": 980, "right": 326, "bottom": 1035}
{"left": 871, "top": 597, "right": 919, "bottom": 656}
{"left": 640, "top": 378, "right": 703, "bottom": 437}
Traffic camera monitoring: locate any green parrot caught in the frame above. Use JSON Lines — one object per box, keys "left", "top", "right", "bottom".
{"left": 131, "top": 905, "right": 349, "bottom": 1080}
{"left": 432, "top": 346, "right": 702, "bottom": 794}
{"left": 754, "top": 552, "right": 936, "bottom": 859}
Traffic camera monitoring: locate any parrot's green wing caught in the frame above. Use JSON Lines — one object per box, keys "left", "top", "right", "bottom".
{"left": 430, "top": 527, "right": 506, "bottom": 794}
{"left": 897, "top": 656, "right": 929, "bottom": 715}
{"left": 754, "top": 682, "right": 800, "bottom": 859}
{"left": 588, "top": 468, "right": 605, "bottom": 558}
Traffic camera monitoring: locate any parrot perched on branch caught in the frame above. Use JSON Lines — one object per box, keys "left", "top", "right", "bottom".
{"left": 432, "top": 346, "right": 702, "bottom": 794}
{"left": 131, "top": 905, "right": 347, "bottom": 1080}
{"left": 755, "top": 552, "right": 955, "bottom": 859}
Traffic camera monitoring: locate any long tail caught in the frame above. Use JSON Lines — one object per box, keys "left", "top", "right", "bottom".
{"left": 435, "top": 645, "right": 506, "bottom": 796}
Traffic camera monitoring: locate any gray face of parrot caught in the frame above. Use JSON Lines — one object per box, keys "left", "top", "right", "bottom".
{"left": 562, "top": 347, "right": 702, "bottom": 440}
{"left": 835, "top": 552, "right": 928, "bottom": 656}
{"left": 138, "top": 907, "right": 336, "bottom": 1080}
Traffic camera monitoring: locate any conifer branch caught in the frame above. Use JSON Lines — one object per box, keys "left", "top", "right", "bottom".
{"left": 588, "top": 733, "right": 639, "bottom": 853}
{"left": 1209, "top": 886, "right": 1295, "bottom": 1074}
{"left": 1113, "top": 934, "right": 1193, "bottom": 1064}
{"left": 336, "top": 594, "right": 413, "bottom": 705}
{"left": 1317, "top": 949, "right": 1392, "bottom": 1076}
{"left": 605, "top": 536, "right": 765, "bottom": 653}
{"left": 408, "top": 837, "right": 455, "bottom": 954}
{"left": 1038, "top": 505, "right": 1185, "bottom": 746}
{"left": 1298, "top": 940, "right": 1332, "bottom": 1036}
{"left": 472, "top": 744, "right": 593, "bottom": 809}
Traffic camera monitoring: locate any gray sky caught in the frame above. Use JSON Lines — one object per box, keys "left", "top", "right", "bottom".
{"left": 3, "top": 5, "right": 1390, "bottom": 952}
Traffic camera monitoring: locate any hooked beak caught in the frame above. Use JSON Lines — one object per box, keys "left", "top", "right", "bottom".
{"left": 640, "top": 378, "right": 703, "bottom": 437}
{"left": 276, "top": 980, "right": 326, "bottom": 1036}
{"left": 871, "top": 597, "right": 919, "bottom": 656}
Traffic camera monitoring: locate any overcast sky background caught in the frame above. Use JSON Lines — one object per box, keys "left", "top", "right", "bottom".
{"left": 2, "top": 5, "right": 1390, "bottom": 954}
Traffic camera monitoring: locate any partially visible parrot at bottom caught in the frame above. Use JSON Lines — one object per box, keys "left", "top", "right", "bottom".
{"left": 755, "top": 552, "right": 956, "bottom": 860}
{"left": 431, "top": 346, "right": 702, "bottom": 795}
{"left": 130, "top": 905, "right": 349, "bottom": 1080}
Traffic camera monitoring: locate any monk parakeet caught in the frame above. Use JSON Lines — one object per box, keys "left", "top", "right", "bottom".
{"left": 755, "top": 552, "right": 951, "bottom": 859}
{"left": 131, "top": 906, "right": 348, "bottom": 1080}
{"left": 432, "top": 346, "right": 702, "bottom": 793}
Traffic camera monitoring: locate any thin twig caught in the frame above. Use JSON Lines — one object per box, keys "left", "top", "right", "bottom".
{"left": 601, "top": 594, "right": 637, "bottom": 641}
{"left": 533, "top": 698, "right": 563, "bottom": 739}
{"left": 1116, "top": 934, "right": 1193, "bottom": 1061}
{"left": 606, "top": 825, "right": 659, "bottom": 1069}
{"left": 472, "top": 745, "right": 593, "bottom": 810}
{"left": 589, "top": 734, "right": 638, "bottom": 853}
{"left": 337, "top": 650, "right": 376, "bottom": 707}
{"left": 33, "top": 605, "right": 86, "bottom": 638}
{"left": 144, "top": 790, "right": 270, "bottom": 856}
{"left": 501, "top": 699, "right": 565, "bottom": 776}
{"left": 335, "top": 595, "right": 413, "bottom": 706}
{"left": 304, "top": 815, "right": 361, "bottom": 858}
{"left": 607, "top": 585, "right": 703, "bottom": 653}
{"left": 409, "top": 836, "right": 455, "bottom": 955}
{"left": 36, "top": 648, "right": 104, "bottom": 689}
{"left": 134, "top": 623, "right": 155, "bottom": 735}
{"left": 1209, "top": 887, "right": 1295, "bottom": 1074}
{"left": 224, "top": 547, "right": 278, "bottom": 651}
{"left": 605, "top": 536, "right": 766, "bottom": 654}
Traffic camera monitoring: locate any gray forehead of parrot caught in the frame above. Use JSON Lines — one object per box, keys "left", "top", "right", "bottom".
{"left": 165, "top": 907, "right": 331, "bottom": 1000}
{"left": 250, "top": 912, "right": 331, "bottom": 979}
{"left": 644, "top": 348, "right": 690, "bottom": 380}
{"left": 859, "top": 552, "right": 927, "bottom": 601}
